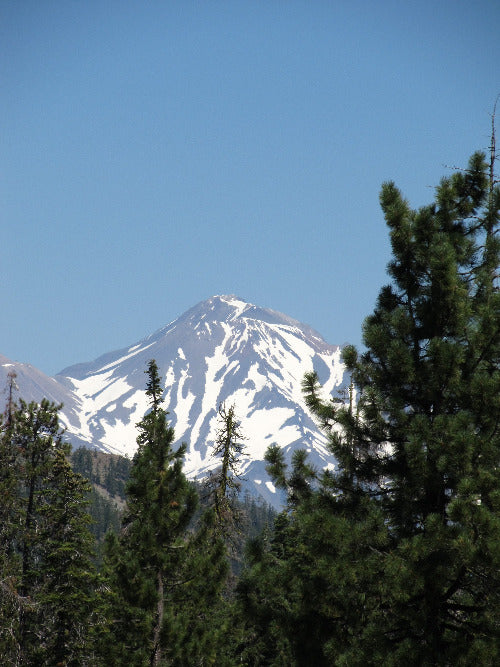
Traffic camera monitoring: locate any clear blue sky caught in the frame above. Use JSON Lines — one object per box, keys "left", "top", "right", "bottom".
{"left": 1, "top": 0, "right": 499, "bottom": 375}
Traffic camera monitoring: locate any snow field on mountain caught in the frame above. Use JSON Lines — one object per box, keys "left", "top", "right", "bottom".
{"left": 66, "top": 370, "right": 148, "bottom": 456}
{"left": 50, "top": 296, "right": 347, "bottom": 505}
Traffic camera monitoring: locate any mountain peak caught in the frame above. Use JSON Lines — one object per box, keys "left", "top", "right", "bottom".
{"left": 194, "top": 294, "right": 253, "bottom": 320}
{"left": 29, "top": 297, "right": 347, "bottom": 507}
{"left": 184, "top": 295, "right": 327, "bottom": 342}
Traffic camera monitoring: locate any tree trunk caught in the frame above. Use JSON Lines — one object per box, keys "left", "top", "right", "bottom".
{"left": 151, "top": 569, "right": 164, "bottom": 667}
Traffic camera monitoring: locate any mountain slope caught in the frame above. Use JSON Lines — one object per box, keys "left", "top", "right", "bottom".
{"left": 57, "top": 295, "right": 346, "bottom": 506}
{"left": 0, "top": 354, "right": 82, "bottom": 432}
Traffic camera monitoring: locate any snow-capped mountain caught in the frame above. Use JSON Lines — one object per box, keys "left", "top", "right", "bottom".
{"left": 2, "top": 296, "right": 347, "bottom": 506}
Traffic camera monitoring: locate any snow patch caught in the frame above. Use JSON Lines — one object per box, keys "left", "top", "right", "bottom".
{"left": 95, "top": 342, "right": 155, "bottom": 373}
{"left": 189, "top": 324, "right": 231, "bottom": 448}
{"left": 173, "top": 368, "right": 196, "bottom": 440}
{"left": 219, "top": 295, "right": 250, "bottom": 319}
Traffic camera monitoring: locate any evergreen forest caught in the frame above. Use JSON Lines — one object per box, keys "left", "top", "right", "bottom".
{"left": 1, "top": 147, "right": 499, "bottom": 665}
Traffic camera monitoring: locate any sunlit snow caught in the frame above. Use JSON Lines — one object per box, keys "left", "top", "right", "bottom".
{"left": 60, "top": 295, "right": 345, "bottom": 507}
{"left": 95, "top": 342, "right": 155, "bottom": 373}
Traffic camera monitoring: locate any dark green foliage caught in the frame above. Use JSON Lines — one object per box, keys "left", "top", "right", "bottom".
{"left": 334, "top": 152, "right": 500, "bottom": 664}
{"left": 102, "top": 360, "right": 229, "bottom": 666}
{"left": 240, "top": 491, "right": 276, "bottom": 541}
{"left": 71, "top": 444, "right": 275, "bottom": 574}
{"left": 235, "top": 446, "right": 387, "bottom": 666}
{"left": 0, "top": 398, "right": 99, "bottom": 665}
{"left": 71, "top": 446, "right": 94, "bottom": 482}
{"left": 0, "top": 412, "right": 22, "bottom": 662}
{"left": 32, "top": 448, "right": 100, "bottom": 665}
{"left": 239, "top": 150, "right": 500, "bottom": 665}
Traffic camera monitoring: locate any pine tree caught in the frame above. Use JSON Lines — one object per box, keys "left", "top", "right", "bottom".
{"left": 13, "top": 399, "right": 69, "bottom": 664}
{"left": 0, "top": 371, "right": 20, "bottom": 570}
{"left": 205, "top": 402, "right": 247, "bottom": 544}
{"left": 33, "top": 448, "right": 99, "bottom": 665}
{"left": 0, "top": 397, "right": 99, "bottom": 665}
{"left": 303, "top": 149, "right": 500, "bottom": 663}
{"left": 237, "top": 442, "right": 387, "bottom": 666}
{"left": 0, "top": 385, "right": 22, "bottom": 662}
{"left": 238, "top": 146, "right": 500, "bottom": 665}
{"left": 103, "top": 360, "right": 228, "bottom": 666}
{"left": 235, "top": 511, "right": 297, "bottom": 666}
